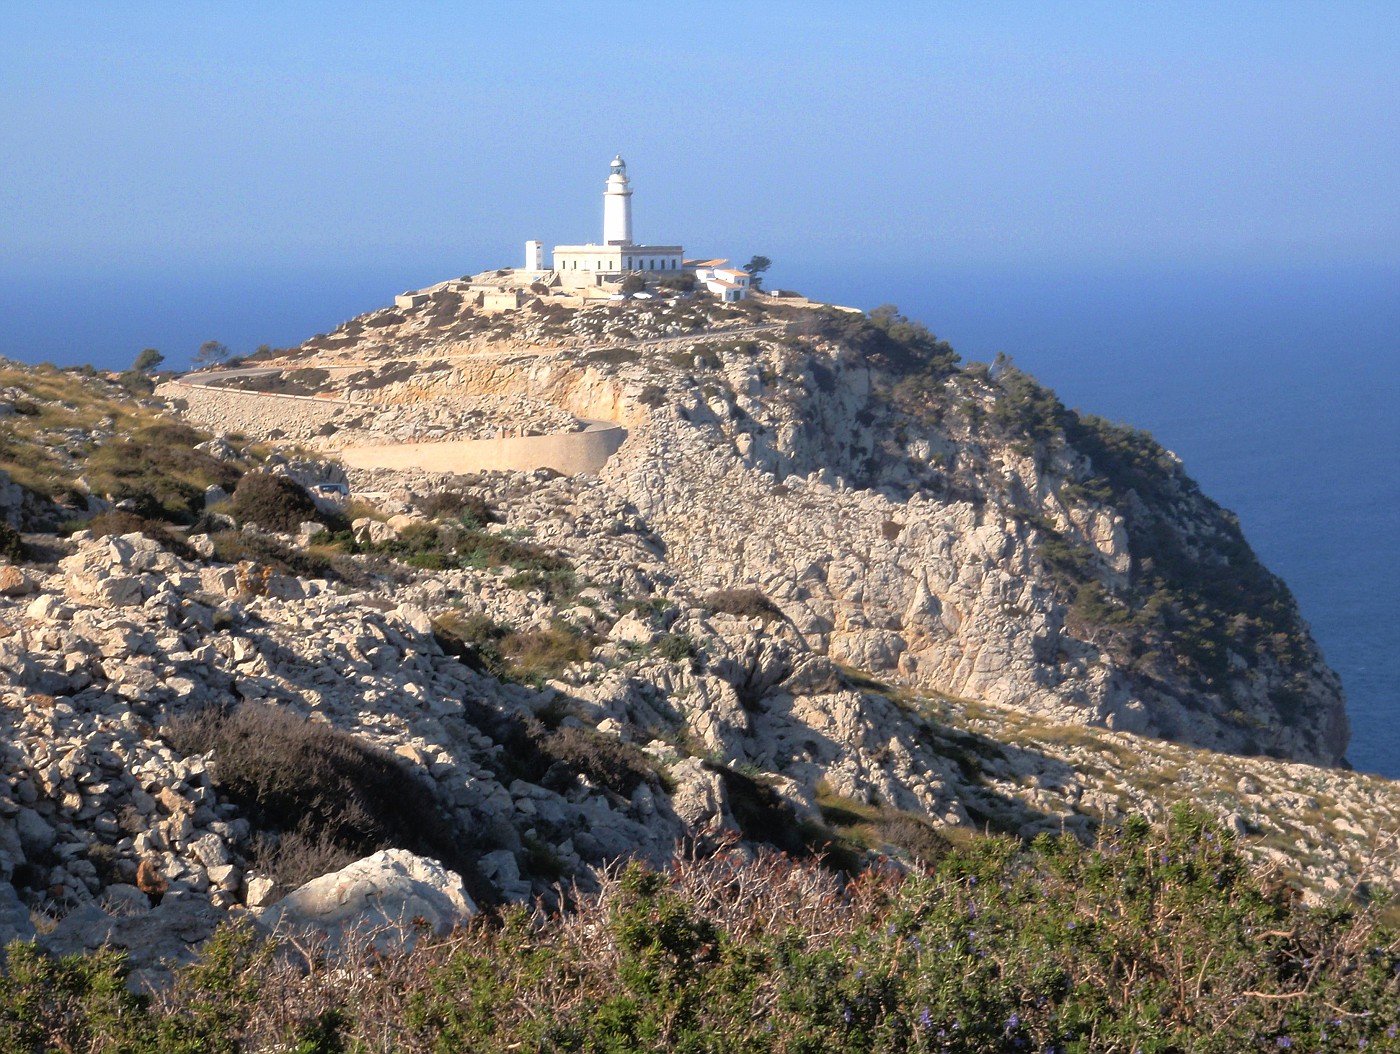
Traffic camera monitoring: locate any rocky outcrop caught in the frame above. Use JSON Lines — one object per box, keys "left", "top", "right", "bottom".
{"left": 254, "top": 850, "right": 476, "bottom": 948}
{"left": 234, "top": 297, "right": 1346, "bottom": 766}
{"left": 0, "top": 295, "right": 1366, "bottom": 968}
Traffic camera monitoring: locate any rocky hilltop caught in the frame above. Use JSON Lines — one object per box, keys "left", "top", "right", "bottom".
{"left": 174, "top": 287, "right": 1348, "bottom": 764}
{"left": 0, "top": 288, "right": 1382, "bottom": 978}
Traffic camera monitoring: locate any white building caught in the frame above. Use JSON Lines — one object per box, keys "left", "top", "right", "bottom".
{"left": 692, "top": 262, "right": 752, "bottom": 302}
{"left": 516, "top": 156, "right": 751, "bottom": 299}
{"left": 543, "top": 156, "right": 685, "bottom": 288}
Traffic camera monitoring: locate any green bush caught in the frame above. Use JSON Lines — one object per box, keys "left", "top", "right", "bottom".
{"left": 540, "top": 726, "right": 656, "bottom": 796}
{"left": 226, "top": 472, "right": 319, "bottom": 533}
{"left": 163, "top": 704, "right": 476, "bottom": 890}
{"left": 654, "top": 632, "right": 697, "bottom": 663}
{"left": 10, "top": 807, "right": 1397, "bottom": 1053}
{"left": 704, "top": 587, "right": 784, "bottom": 624}
{"left": 86, "top": 422, "right": 242, "bottom": 524}
{"left": 0, "top": 522, "right": 25, "bottom": 563}
{"left": 416, "top": 489, "right": 499, "bottom": 528}
{"left": 206, "top": 529, "right": 333, "bottom": 582}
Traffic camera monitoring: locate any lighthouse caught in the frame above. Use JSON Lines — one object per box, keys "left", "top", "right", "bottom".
{"left": 603, "top": 154, "right": 633, "bottom": 245}
{"left": 548, "top": 156, "right": 684, "bottom": 286}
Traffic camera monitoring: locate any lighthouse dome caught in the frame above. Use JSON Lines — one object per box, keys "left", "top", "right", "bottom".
{"left": 610, "top": 154, "right": 626, "bottom": 176}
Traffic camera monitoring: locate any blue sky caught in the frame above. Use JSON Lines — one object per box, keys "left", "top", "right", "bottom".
{"left": 4, "top": 1, "right": 1397, "bottom": 279}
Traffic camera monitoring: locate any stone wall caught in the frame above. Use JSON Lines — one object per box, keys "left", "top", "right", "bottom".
{"left": 336, "top": 421, "right": 626, "bottom": 476}
{"left": 159, "top": 382, "right": 346, "bottom": 437}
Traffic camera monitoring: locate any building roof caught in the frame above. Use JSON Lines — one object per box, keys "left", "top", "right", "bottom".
{"left": 708, "top": 279, "right": 744, "bottom": 289}
{"left": 686, "top": 258, "right": 728, "bottom": 268}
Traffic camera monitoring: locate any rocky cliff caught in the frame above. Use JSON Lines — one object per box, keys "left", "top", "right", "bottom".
{"left": 0, "top": 292, "right": 1375, "bottom": 974}
{"left": 188, "top": 291, "right": 1347, "bottom": 766}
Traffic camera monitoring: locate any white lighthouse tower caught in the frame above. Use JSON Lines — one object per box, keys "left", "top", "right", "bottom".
{"left": 602, "top": 153, "right": 633, "bottom": 245}
{"left": 550, "top": 156, "right": 683, "bottom": 286}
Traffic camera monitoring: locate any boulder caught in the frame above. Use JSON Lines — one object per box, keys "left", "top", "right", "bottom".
{"left": 254, "top": 849, "right": 476, "bottom": 948}
{"left": 0, "top": 566, "right": 35, "bottom": 597}
{"left": 0, "top": 882, "right": 36, "bottom": 946}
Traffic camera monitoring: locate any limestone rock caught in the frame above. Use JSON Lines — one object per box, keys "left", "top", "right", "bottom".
{"left": 0, "top": 566, "right": 35, "bottom": 597}
{"left": 254, "top": 850, "right": 476, "bottom": 947}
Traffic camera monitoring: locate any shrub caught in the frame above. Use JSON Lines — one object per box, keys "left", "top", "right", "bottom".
{"left": 6, "top": 808, "right": 1400, "bottom": 1053}
{"left": 163, "top": 704, "right": 475, "bottom": 889}
{"left": 704, "top": 587, "right": 783, "bottom": 624}
{"left": 540, "top": 726, "right": 656, "bottom": 796}
{"left": 85, "top": 422, "right": 242, "bottom": 524}
{"left": 206, "top": 529, "right": 333, "bottom": 581}
{"left": 872, "top": 812, "right": 949, "bottom": 865}
{"left": 432, "top": 611, "right": 510, "bottom": 677}
{"left": 433, "top": 614, "right": 591, "bottom": 685}
{"left": 0, "top": 522, "right": 25, "bottom": 563}
{"left": 416, "top": 490, "right": 498, "bottom": 528}
{"left": 654, "top": 632, "right": 697, "bottom": 664}
{"left": 496, "top": 622, "right": 592, "bottom": 685}
{"left": 226, "top": 472, "right": 319, "bottom": 533}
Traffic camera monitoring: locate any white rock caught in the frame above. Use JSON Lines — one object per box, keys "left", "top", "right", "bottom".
{"left": 255, "top": 849, "right": 476, "bottom": 947}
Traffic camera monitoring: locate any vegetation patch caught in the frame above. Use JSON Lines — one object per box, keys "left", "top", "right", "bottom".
{"left": 703, "top": 587, "right": 784, "bottom": 624}
{"left": 86, "top": 422, "right": 243, "bottom": 524}
{"left": 9, "top": 808, "right": 1396, "bottom": 1053}
{"left": 223, "top": 472, "right": 320, "bottom": 534}
{"left": 163, "top": 703, "right": 476, "bottom": 891}
{"left": 315, "top": 518, "right": 576, "bottom": 598}
{"left": 432, "top": 613, "right": 593, "bottom": 686}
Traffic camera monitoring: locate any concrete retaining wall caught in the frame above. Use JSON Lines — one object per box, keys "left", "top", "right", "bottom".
{"left": 334, "top": 420, "right": 627, "bottom": 476}
{"left": 159, "top": 382, "right": 349, "bottom": 438}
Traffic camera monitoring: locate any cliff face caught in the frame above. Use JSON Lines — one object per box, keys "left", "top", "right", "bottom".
{"left": 181, "top": 294, "right": 1348, "bottom": 767}
{"left": 592, "top": 317, "right": 1350, "bottom": 767}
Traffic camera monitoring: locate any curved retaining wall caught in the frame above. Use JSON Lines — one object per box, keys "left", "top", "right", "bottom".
{"left": 333, "top": 420, "right": 627, "bottom": 476}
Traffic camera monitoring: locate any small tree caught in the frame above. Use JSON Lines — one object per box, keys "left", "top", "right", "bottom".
{"left": 743, "top": 255, "right": 772, "bottom": 290}
{"left": 620, "top": 273, "right": 645, "bottom": 295}
{"left": 193, "top": 340, "right": 232, "bottom": 369}
{"left": 132, "top": 348, "right": 164, "bottom": 373}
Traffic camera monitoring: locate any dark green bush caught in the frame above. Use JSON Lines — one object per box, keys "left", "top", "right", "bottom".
{"left": 704, "top": 587, "right": 784, "bottom": 623}
{"left": 207, "top": 529, "right": 333, "bottom": 581}
{"left": 0, "top": 522, "right": 25, "bottom": 563}
{"left": 163, "top": 704, "right": 475, "bottom": 890}
{"left": 654, "top": 632, "right": 697, "bottom": 663}
{"left": 433, "top": 614, "right": 591, "bottom": 685}
{"left": 226, "top": 472, "right": 319, "bottom": 533}
{"left": 540, "top": 726, "right": 656, "bottom": 796}
{"left": 14, "top": 807, "right": 1392, "bottom": 1053}
{"left": 416, "top": 489, "right": 498, "bottom": 528}
{"left": 85, "top": 422, "right": 241, "bottom": 524}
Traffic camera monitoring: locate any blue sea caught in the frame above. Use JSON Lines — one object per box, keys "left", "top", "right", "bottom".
{"left": 2, "top": 260, "right": 1396, "bottom": 776}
